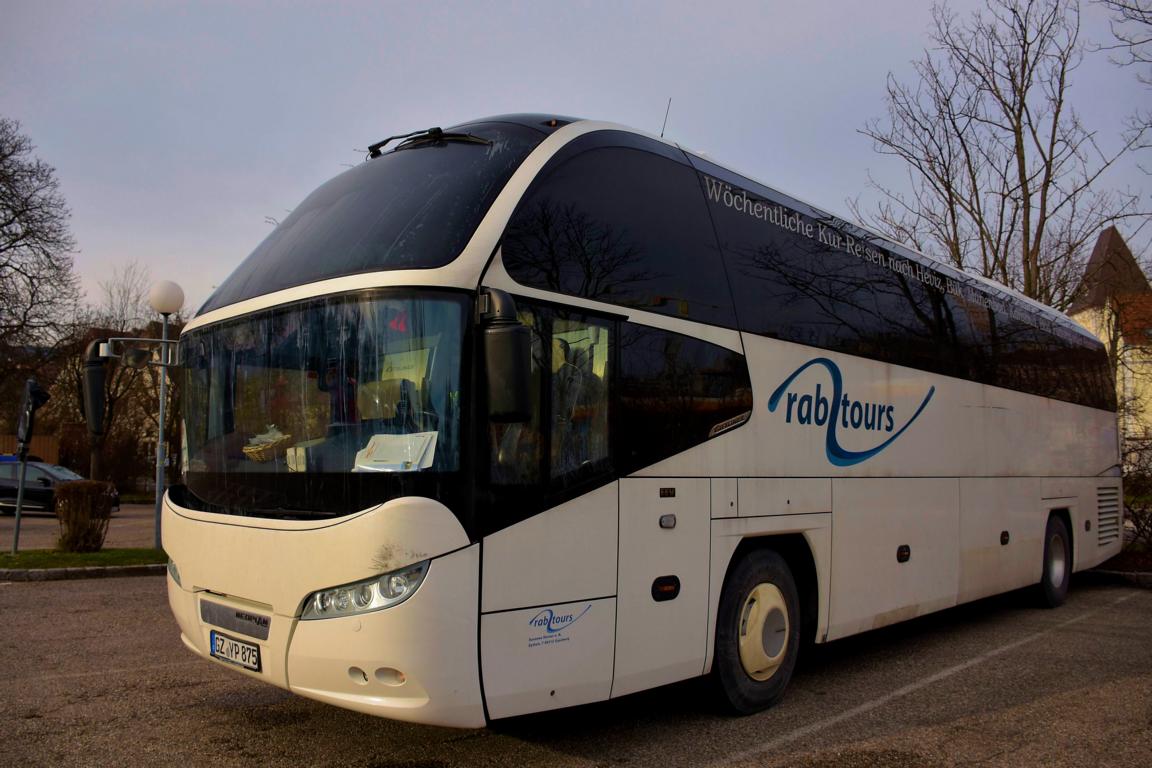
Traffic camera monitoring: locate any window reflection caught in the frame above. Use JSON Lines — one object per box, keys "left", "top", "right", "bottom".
{"left": 551, "top": 316, "right": 610, "bottom": 480}
{"left": 693, "top": 155, "right": 1113, "bottom": 411}
{"left": 202, "top": 123, "right": 545, "bottom": 313}
{"left": 488, "top": 307, "right": 611, "bottom": 491}
{"left": 490, "top": 305, "right": 543, "bottom": 487}
{"left": 181, "top": 292, "right": 465, "bottom": 516}
{"left": 484, "top": 301, "right": 755, "bottom": 530}
{"left": 617, "top": 323, "right": 753, "bottom": 474}
{"left": 503, "top": 143, "right": 736, "bottom": 326}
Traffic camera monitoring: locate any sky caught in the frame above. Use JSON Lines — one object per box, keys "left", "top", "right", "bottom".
{"left": 2, "top": 0, "right": 1148, "bottom": 316}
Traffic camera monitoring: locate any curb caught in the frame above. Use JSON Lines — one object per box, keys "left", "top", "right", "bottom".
{"left": 1090, "top": 569, "right": 1152, "bottom": 589}
{"left": 0, "top": 564, "right": 166, "bottom": 582}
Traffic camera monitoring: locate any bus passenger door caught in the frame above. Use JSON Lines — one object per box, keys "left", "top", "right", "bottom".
{"left": 479, "top": 485, "right": 619, "bottom": 720}
{"left": 478, "top": 305, "right": 619, "bottom": 719}
{"left": 612, "top": 477, "right": 710, "bottom": 698}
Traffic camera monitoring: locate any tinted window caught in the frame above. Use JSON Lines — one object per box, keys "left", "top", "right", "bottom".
{"left": 180, "top": 290, "right": 468, "bottom": 519}
{"left": 489, "top": 304, "right": 545, "bottom": 491}
{"left": 485, "top": 303, "right": 613, "bottom": 533}
{"left": 689, "top": 154, "right": 1114, "bottom": 410}
{"left": 965, "top": 297, "right": 1114, "bottom": 410}
{"left": 201, "top": 122, "right": 545, "bottom": 313}
{"left": 617, "top": 324, "right": 752, "bottom": 474}
{"left": 482, "top": 297, "right": 756, "bottom": 535}
{"left": 550, "top": 314, "right": 611, "bottom": 482}
{"left": 488, "top": 306, "right": 611, "bottom": 489}
{"left": 694, "top": 160, "right": 966, "bottom": 377}
{"left": 503, "top": 137, "right": 736, "bottom": 326}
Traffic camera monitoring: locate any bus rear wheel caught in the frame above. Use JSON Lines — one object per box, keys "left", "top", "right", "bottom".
{"left": 713, "top": 548, "right": 800, "bottom": 714}
{"left": 1039, "top": 515, "right": 1071, "bottom": 608}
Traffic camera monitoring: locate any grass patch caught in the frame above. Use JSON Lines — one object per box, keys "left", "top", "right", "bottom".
{"left": 0, "top": 548, "right": 166, "bottom": 570}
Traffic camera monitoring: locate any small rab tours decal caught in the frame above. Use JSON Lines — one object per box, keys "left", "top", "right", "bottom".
{"left": 527, "top": 604, "right": 591, "bottom": 648}
{"left": 767, "top": 358, "right": 934, "bottom": 467}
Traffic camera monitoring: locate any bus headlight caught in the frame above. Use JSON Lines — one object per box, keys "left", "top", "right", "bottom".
{"left": 300, "top": 561, "right": 429, "bottom": 620}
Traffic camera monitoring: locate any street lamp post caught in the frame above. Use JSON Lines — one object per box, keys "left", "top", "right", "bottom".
{"left": 149, "top": 280, "right": 184, "bottom": 551}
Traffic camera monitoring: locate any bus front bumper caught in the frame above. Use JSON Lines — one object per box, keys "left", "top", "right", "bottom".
{"left": 168, "top": 543, "right": 486, "bottom": 729}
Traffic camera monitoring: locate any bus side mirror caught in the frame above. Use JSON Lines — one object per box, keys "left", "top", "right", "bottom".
{"left": 482, "top": 289, "right": 532, "bottom": 423}
{"left": 82, "top": 340, "right": 108, "bottom": 437}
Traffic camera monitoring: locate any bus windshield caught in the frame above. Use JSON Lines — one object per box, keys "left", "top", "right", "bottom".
{"left": 178, "top": 290, "right": 467, "bottom": 519}
{"left": 199, "top": 121, "right": 546, "bottom": 313}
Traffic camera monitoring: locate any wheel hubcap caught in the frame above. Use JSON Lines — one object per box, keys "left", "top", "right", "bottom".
{"left": 1048, "top": 533, "right": 1067, "bottom": 589}
{"left": 738, "top": 583, "right": 789, "bottom": 682}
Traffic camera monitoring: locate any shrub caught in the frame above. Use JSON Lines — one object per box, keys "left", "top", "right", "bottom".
{"left": 55, "top": 480, "right": 114, "bottom": 552}
{"left": 1124, "top": 442, "right": 1152, "bottom": 551}
{"left": 1128, "top": 495, "right": 1152, "bottom": 551}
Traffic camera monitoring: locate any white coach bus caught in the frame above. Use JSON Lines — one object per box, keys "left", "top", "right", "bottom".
{"left": 154, "top": 115, "right": 1122, "bottom": 727}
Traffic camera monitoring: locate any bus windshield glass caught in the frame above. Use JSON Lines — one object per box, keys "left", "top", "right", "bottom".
{"left": 178, "top": 290, "right": 467, "bottom": 519}
{"left": 199, "top": 121, "right": 546, "bottom": 313}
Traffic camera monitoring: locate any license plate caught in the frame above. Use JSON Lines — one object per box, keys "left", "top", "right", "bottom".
{"left": 210, "top": 630, "right": 262, "bottom": 672}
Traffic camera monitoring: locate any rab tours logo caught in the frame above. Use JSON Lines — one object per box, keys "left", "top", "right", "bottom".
{"left": 768, "top": 358, "right": 934, "bottom": 467}
{"left": 528, "top": 604, "right": 591, "bottom": 648}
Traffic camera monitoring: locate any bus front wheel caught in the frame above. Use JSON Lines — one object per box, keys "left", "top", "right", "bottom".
{"left": 713, "top": 548, "right": 800, "bottom": 714}
{"left": 1039, "top": 515, "right": 1071, "bottom": 608}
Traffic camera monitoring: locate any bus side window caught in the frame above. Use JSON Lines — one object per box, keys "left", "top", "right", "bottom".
{"left": 490, "top": 306, "right": 544, "bottom": 487}
{"left": 502, "top": 141, "right": 736, "bottom": 328}
{"left": 550, "top": 314, "right": 611, "bottom": 486}
{"left": 616, "top": 322, "right": 752, "bottom": 473}
{"left": 488, "top": 306, "right": 612, "bottom": 492}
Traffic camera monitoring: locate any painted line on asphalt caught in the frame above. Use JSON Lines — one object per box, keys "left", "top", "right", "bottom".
{"left": 715, "top": 591, "right": 1141, "bottom": 766}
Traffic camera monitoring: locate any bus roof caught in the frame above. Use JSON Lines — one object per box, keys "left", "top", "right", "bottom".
{"left": 189, "top": 114, "right": 1095, "bottom": 347}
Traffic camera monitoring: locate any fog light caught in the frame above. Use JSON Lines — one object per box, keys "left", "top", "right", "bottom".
{"left": 375, "top": 667, "right": 406, "bottom": 686}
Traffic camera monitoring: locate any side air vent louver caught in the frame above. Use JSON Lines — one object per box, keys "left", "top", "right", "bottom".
{"left": 1097, "top": 486, "right": 1121, "bottom": 546}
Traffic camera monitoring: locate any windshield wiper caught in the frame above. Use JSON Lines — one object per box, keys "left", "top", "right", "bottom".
{"left": 367, "top": 126, "right": 491, "bottom": 158}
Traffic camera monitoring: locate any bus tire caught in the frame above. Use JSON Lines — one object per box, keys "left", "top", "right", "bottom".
{"left": 713, "top": 548, "right": 800, "bottom": 714}
{"left": 1039, "top": 515, "right": 1071, "bottom": 608}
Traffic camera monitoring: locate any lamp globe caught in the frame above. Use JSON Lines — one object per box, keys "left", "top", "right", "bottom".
{"left": 149, "top": 281, "right": 184, "bottom": 315}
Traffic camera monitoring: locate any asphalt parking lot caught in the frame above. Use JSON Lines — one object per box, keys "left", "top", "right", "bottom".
{"left": 0, "top": 574, "right": 1148, "bottom": 768}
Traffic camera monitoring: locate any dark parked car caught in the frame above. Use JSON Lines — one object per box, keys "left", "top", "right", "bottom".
{"left": 0, "top": 462, "right": 120, "bottom": 515}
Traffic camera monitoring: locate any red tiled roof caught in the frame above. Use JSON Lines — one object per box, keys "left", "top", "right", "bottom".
{"left": 1116, "top": 293, "right": 1152, "bottom": 341}
{"left": 1068, "top": 227, "right": 1150, "bottom": 314}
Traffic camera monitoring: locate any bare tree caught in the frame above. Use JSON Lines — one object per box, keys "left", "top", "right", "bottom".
{"left": 0, "top": 117, "right": 82, "bottom": 425}
{"left": 1100, "top": 1, "right": 1152, "bottom": 79}
{"left": 501, "top": 198, "right": 659, "bottom": 303}
{"left": 1099, "top": 1, "right": 1152, "bottom": 166}
{"left": 855, "top": 0, "right": 1147, "bottom": 310}
{"left": 80, "top": 262, "right": 153, "bottom": 480}
{"left": 97, "top": 260, "right": 152, "bottom": 332}
{"left": 1120, "top": 443, "right": 1152, "bottom": 548}
{"left": 40, "top": 260, "right": 186, "bottom": 486}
